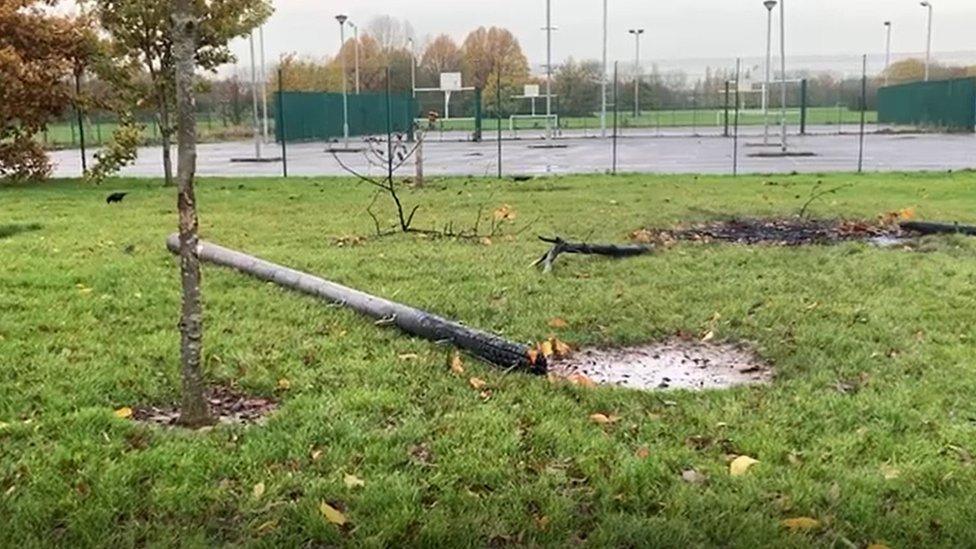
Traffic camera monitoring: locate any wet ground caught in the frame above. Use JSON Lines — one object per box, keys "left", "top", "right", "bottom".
{"left": 643, "top": 218, "right": 907, "bottom": 246}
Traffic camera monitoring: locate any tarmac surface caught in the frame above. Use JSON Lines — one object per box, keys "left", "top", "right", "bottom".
{"left": 50, "top": 125, "right": 975, "bottom": 178}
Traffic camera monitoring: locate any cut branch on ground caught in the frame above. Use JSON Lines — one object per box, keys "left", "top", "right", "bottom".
{"left": 900, "top": 221, "right": 976, "bottom": 237}
{"left": 534, "top": 236, "right": 654, "bottom": 273}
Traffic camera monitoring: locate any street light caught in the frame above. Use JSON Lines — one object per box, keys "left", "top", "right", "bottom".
{"left": 920, "top": 1, "right": 933, "bottom": 81}
{"left": 259, "top": 26, "right": 269, "bottom": 144}
{"left": 408, "top": 37, "right": 416, "bottom": 98}
{"left": 348, "top": 21, "right": 360, "bottom": 94}
{"left": 883, "top": 21, "right": 892, "bottom": 86}
{"left": 335, "top": 14, "right": 349, "bottom": 145}
{"left": 600, "top": 0, "right": 608, "bottom": 138}
{"left": 763, "top": 0, "right": 777, "bottom": 145}
{"left": 248, "top": 32, "right": 262, "bottom": 158}
{"left": 629, "top": 29, "right": 644, "bottom": 117}
{"left": 778, "top": 0, "right": 787, "bottom": 151}
{"left": 543, "top": 0, "right": 556, "bottom": 142}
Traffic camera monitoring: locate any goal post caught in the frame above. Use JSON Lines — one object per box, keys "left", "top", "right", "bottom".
{"left": 414, "top": 72, "right": 484, "bottom": 141}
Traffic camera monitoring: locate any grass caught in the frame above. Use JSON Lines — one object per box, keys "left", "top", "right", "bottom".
{"left": 435, "top": 106, "right": 877, "bottom": 133}
{"left": 41, "top": 115, "right": 252, "bottom": 149}
{"left": 2, "top": 172, "right": 976, "bottom": 546}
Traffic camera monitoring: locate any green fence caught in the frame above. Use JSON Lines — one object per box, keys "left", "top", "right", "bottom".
{"left": 878, "top": 78, "right": 976, "bottom": 132}
{"left": 275, "top": 92, "right": 416, "bottom": 142}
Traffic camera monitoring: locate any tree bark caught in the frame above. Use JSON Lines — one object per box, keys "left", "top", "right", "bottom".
{"left": 900, "top": 221, "right": 976, "bottom": 237}
{"left": 534, "top": 236, "right": 654, "bottom": 273}
{"left": 414, "top": 134, "right": 424, "bottom": 188}
{"left": 165, "top": 235, "right": 547, "bottom": 374}
{"left": 172, "top": 0, "right": 212, "bottom": 427}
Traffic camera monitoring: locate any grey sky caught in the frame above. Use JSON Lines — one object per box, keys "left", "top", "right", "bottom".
{"left": 229, "top": 0, "right": 975, "bottom": 72}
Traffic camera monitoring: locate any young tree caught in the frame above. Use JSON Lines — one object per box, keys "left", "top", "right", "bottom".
{"left": 84, "top": 0, "right": 272, "bottom": 186}
{"left": 0, "top": 0, "right": 93, "bottom": 180}
{"left": 171, "top": 0, "right": 211, "bottom": 427}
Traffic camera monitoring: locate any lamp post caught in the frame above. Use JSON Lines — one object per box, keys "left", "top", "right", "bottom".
{"left": 884, "top": 21, "right": 892, "bottom": 86}
{"left": 408, "top": 37, "right": 416, "bottom": 98}
{"left": 259, "top": 26, "right": 269, "bottom": 144}
{"left": 601, "top": 0, "right": 608, "bottom": 138}
{"left": 920, "top": 1, "right": 933, "bottom": 81}
{"left": 349, "top": 21, "right": 360, "bottom": 94}
{"left": 763, "top": 0, "right": 777, "bottom": 145}
{"left": 248, "top": 32, "right": 262, "bottom": 158}
{"left": 778, "top": 0, "right": 787, "bottom": 151}
{"left": 336, "top": 14, "right": 349, "bottom": 146}
{"left": 629, "top": 28, "right": 644, "bottom": 117}
{"left": 543, "top": 0, "right": 555, "bottom": 142}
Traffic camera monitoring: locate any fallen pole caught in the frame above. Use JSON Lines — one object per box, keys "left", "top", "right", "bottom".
{"left": 534, "top": 236, "right": 653, "bottom": 273}
{"left": 166, "top": 235, "right": 547, "bottom": 374}
{"left": 900, "top": 221, "right": 976, "bottom": 237}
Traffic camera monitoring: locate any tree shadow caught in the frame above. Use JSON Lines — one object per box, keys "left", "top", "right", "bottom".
{"left": 0, "top": 223, "right": 42, "bottom": 240}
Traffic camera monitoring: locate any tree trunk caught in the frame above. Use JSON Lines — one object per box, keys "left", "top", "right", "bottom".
{"left": 160, "top": 106, "right": 174, "bottom": 187}
{"left": 900, "top": 221, "right": 976, "bottom": 237}
{"left": 414, "top": 135, "right": 424, "bottom": 188}
{"left": 172, "top": 0, "right": 212, "bottom": 427}
{"left": 165, "top": 235, "right": 548, "bottom": 374}
{"left": 534, "top": 236, "right": 654, "bottom": 273}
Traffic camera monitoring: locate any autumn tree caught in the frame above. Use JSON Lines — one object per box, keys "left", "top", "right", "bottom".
{"left": 419, "top": 34, "right": 462, "bottom": 87}
{"left": 0, "top": 0, "right": 94, "bottom": 180}
{"left": 554, "top": 58, "right": 601, "bottom": 116}
{"left": 83, "top": 0, "right": 272, "bottom": 186}
{"left": 460, "top": 27, "right": 530, "bottom": 91}
{"left": 366, "top": 15, "right": 414, "bottom": 51}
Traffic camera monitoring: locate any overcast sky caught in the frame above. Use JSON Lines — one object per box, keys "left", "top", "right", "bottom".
{"left": 228, "top": 0, "right": 975, "bottom": 71}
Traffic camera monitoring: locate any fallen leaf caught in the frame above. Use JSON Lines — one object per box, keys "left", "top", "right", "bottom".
{"left": 493, "top": 204, "right": 517, "bottom": 221}
{"left": 310, "top": 449, "right": 324, "bottom": 461}
{"left": 589, "top": 413, "right": 620, "bottom": 425}
{"left": 252, "top": 482, "right": 266, "bottom": 500}
{"left": 780, "top": 517, "right": 821, "bottom": 531}
{"left": 635, "top": 446, "right": 651, "bottom": 459}
{"left": 682, "top": 469, "right": 707, "bottom": 484}
{"left": 867, "top": 544, "right": 891, "bottom": 549}
{"left": 527, "top": 348, "right": 540, "bottom": 365}
{"left": 539, "top": 340, "right": 554, "bottom": 358}
{"left": 548, "top": 317, "right": 568, "bottom": 329}
{"left": 113, "top": 407, "right": 133, "bottom": 419}
{"left": 480, "top": 237, "right": 493, "bottom": 246}
{"left": 254, "top": 518, "right": 279, "bottom": 535}
{"left": 550, "top": 338, "right": 572, "bottom": 358}
{"left": 276, "top": 378, "right": 291, "bottom": 390}
{"left": 343, "top": 474, "right": 365, "bottom": 489}
{"left": 320, "top": 501, "right": 347, "bottom": 525}
{"left": 701, "top": 331, "right": 715, "bottom": 343}
{"left": 449, "top": 352, "right": 465, "bottom": 375}
{"left": 880, "top": 464, "right": 900, "bottom": 480}
{"left": 729, "top": 455, "right": 760, "bottom": 476}
{"left": 469, "top": 377, "right": 487, "bottom": 390}
{"left": 397, "top": 353, "right": 419, "bottom": 361}
{"left": 566, "top": 373, "right": 597, "bottom": 388}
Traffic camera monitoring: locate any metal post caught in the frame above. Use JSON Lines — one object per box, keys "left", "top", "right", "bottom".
{"left": 409, "top": 37, "right": 416, "bottom": 98}
{"left": 629, "top": 29, "right": 644, "bottom": 117}
{"left": 763, "top": 1, "right": 777, "bottom": 145}
{"left": 612, "top": 62, "right": 619, "bottom": 175}
{"left": 497, "top": 69, "right": 502, "bottom": 178}
{"left": 248, "top": 33, "right": 262, "bottom": 159}
{"left": 336, "top": 15, "right": 350, "bottom": 146}
{"left": 922, "top": 2, "right": 933, "bottom": 82}
{"left": 799, "top": 78, "right": 808, "bottom": 134}
{"left": 724, "top": 80, "right": 730, "bottom": 137}
{"left": 883, "top": 21, "right": 892, "bottom": 86}
{"left": 352, "top": 22, "right": 361, "bottom": 94}
{"left": 600, "top": 0, "right": 608, "bottom": 138}
{"left": 278, "top": 68, "right": 288, "bottom": 177}
{"left": 779, "top": 0, "right": 788, "bottom": 151}
{"left": 385, "top": 67, "right": 393, "bottom": 185}
{"left": 259, "top": 26, "right": 269, "bottom": 144}
{"left": 858, "top": 54, "right": 867, "bottom": 173}
{"left": 733, "top": 59, "right": 741, "bottom": 176}
{"left": 544, "top": 0, "right": 554, "bottom": 142}
{"left": 74, "top": 71, "right": 87, "bottom": 173}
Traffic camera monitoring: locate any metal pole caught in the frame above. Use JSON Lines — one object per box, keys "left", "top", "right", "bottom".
{"left": 600, "top": 0, "right": 608, "bottom": 138}
{"left": 884, "top": 21, "right": 892, "bottom": 86}
{"left": 763, "top": 1, "right": 776, "bottom": 145}
{"left": 723, "top": 80, "right": 730, "bottom": 137}
{"left": 337, "top": 15, "right": 349, "bottom": 146}
{"left": 779, "top": 0, "right": 787, "bottom": 151}
{"left": 858, "top": 54, "right": 867, "bottom": 173}
{"left": 352, "top": 23, "right": 361, "bottom": 94}
{"left": 497, "top": 69, "right": 502, "bottom": 178}
{"left": 248, "top": 33, "right": 262, "bottom": 159}
{"left": 923, "top": 2, "right": 933, "bottom": 82}
{"left": 629, "top": 29, "right": 644, "bottom": 117}
{"left": 409, "top": 37, "right": 416, "bottom": 98}
{"left": 545, "top": 0, "right": 553, "bottom": 142}
{"left": 74, "top": 70, "right": 87, "bottom": 173}
{"left": 278, "top": 68, "right": 288, "bottom": 177}
{"left": 259, "top": 26, "right": 269, "bottom": 144}
{"left": 385, "top": 67, "right": 393, "bottom": 185}
{"left": 612, "top": 62, "right": 618, "bottom": 174}
{"left": 733, "top": 59, "right": 741, "bottom": 176}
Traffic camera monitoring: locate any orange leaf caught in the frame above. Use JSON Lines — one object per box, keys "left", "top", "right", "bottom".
{"left": 450, "top": 352, "right": 465, "bottom": 375}
{"left": 635, "top": 446, "right": 650, "bottom": 459}
{"left": 550, "top": 337, "right": 572, "bottom": 358}
{"left": 566, "top": 373, "right": 597, "bottom": 388}
{"left": 780, "top": 517, "right": 821, "bottom": 531}
{"left": 113, "top": 407, "right": 133, "bottom": 419}
{"left": 548, "top": 317, "right": 568, "bottom": 329}
{"left": 469, "top": 377, "right": 487, "bottom": 390}
{"left": 539, "top": 340, "right": 554, "bottom": 358}
{"left": 320, "top": 501, "right": 347, "bottom": 525}
{"left": 589, "top": 413, "right": 620, "bottom": 425}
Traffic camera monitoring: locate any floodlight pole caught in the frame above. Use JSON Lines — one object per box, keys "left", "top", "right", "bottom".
{"left": 600, "top": 0, "right": 608, "bottom": 138}
{"left": 336, "top": 15, "right": 349, "bottom": 146}
{"left": 350, "top": 21, "right": 361, "bottom": 94}
{"left": 629, "top": 29, "right": 644, "bottom": 117}
{"left": 408, "top": 37, "right": 417, "bottom": 98}
{"left": 763, "top": 1, "right": 777, "bottom": 145}
{"left": 921, "top": 2, "right": 933, "bottom": 81}
{"left": 248, "top": 32, "right": 262, "bottom": 159}
{"left": 259, "top": 26, "right": 269, "bottom": 144}
{"left": 544, "top": 0, "right": 554, "bottom": 142}
{"left": 883, "top": 21, "right": 892, "bottom": 86}
{"left": 779, "top": 0, "right": 788, "bottom": 152}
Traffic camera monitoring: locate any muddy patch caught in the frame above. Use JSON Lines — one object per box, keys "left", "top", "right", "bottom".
{"left": 636, "top": 218, "right": 908, "bottom": 247}
{"left": 133, "top": 385, "right": 277, "bottom": 427}
{"left": 550, "top": 339, "right": 772, "bottom": 391}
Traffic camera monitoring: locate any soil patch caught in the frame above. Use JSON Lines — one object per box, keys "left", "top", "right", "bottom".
{"left": 133, "top": 385, "right": 277, "bottom": 427}
{"left": 638, "top": 218, "right": 907, "bottom": 247}
{"left": 550, "top": 339, "right": 772, "bottom": 391}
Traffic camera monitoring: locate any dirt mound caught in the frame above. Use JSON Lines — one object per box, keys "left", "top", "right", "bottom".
{"left": 635, "top": 218, "right": 905, "bottom": 247}
{"left": 133, "top": 385, "right": 277, "bottom": 427}
{"left": 549, "top": 339, "right": 772, "bottom": 392}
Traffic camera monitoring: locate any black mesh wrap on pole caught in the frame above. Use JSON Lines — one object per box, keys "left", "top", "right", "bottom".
{"left": 165, "top": 235, "right": 546, "bottom": 374}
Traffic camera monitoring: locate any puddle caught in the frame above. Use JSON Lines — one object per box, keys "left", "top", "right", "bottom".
{"left": 550, "top": 339, "right": 772, "bottom": 391}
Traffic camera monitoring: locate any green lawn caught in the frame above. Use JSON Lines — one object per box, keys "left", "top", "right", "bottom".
{"left": 2, "top": 172, "right": 976, "bottom": 546}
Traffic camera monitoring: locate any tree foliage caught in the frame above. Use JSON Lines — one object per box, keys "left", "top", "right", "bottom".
{"left": 460, "top": 26, "right": 529, "bottom": 92}
{"left": 0, "top": 0, "right": 94, "bottom": 180}
{"left": 419, "top": 34, "right": 462, "bottom": 87}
